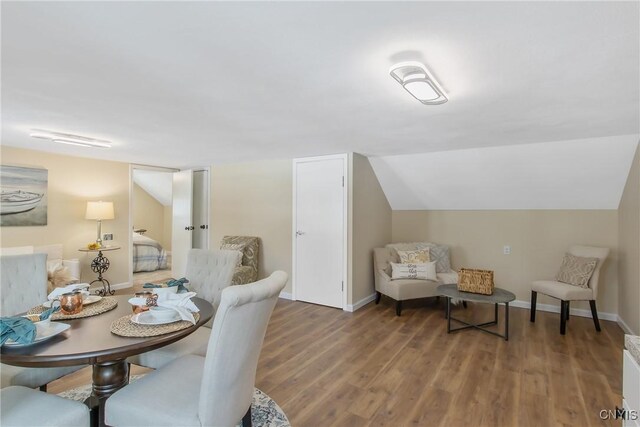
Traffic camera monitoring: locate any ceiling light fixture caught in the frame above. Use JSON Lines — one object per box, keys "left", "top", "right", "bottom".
{"left": 29, "top": 130, "right": 112, "bottom": 148}
{"left": 389, "top": 61, "right": 448, "bottom": 105}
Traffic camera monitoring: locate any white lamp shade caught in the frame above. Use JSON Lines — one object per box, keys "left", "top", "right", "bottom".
{"left": 86, "top": 201, "right": 114, "bottom": 220}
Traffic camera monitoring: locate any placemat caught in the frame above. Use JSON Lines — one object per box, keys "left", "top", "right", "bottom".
{"left": 28, "top": 297, "right": 118, "bottom": 320}
{"left": 110, "top": 312, "right": 200, "bottom": 337}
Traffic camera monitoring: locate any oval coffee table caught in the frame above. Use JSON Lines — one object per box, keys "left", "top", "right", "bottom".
{"left": 437, "top": 284, "right": 515, "bottom": 341}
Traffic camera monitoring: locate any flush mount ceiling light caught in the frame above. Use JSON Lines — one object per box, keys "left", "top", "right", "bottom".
{"left": 29, "top": 129, "right": 112, "bottom": 148}
{"left": 389, "top": 61, "right": 448, "bottom": 105}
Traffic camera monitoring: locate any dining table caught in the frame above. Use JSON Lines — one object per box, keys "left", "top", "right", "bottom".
{"left": 1, "top": 294, "right": 214, "bottom": 427}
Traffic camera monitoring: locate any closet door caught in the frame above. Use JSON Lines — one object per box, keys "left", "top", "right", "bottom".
{"left": 172, "top": 169, "right": 193, "bottom": 277}
{"left": 293, "top": 156, "right": 346, "bottom": 309}
{"left": 192, "top": 169, "right": 209, "bottom": 250}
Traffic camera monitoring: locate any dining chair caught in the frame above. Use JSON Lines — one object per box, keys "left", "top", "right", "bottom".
{"left": 106, "top": 271, "right": 288, "bottom": 427}
{"left": 0, "top": 254, "right": 84, "bottom": 390}
{"left": 129, "top": 248, "right": 242, "bottom": 369}
{"left": 1, "top": 386, "right": 90, "bottom": 426}
{"left": 530, "top": 245, "right": 609, "bottom": 335}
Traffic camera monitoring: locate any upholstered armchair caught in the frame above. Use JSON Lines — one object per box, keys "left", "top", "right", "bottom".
{"left": 220, "top": 236, "right": 260, "bottom": 285}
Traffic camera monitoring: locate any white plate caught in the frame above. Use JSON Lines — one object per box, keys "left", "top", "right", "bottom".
{"left": 3, "top": 322, "right": 71, "bottom": 347}
{"left": 43, "top": 295, "right": 102, "bottom": 308}
{"left": 131, "top": 311, "right": 180, "bottom": 326}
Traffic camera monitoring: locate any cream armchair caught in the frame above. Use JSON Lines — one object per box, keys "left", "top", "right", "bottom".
{"left": 220, "top": 236, "right": 259, "bottom": 285}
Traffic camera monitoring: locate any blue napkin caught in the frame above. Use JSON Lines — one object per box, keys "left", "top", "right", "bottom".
{"left": 143, "top": 277, "right": 190, "bottom": 293}
{"left": 0, "top": 317, "right": 36, "bottom": 346}
{"left": 39, "top": 305, "right": 61, "bottom": 321}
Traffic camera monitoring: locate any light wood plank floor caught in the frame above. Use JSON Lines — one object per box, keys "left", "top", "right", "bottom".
{"left": 48, "top": 296, "right": 625, "bottom": 427}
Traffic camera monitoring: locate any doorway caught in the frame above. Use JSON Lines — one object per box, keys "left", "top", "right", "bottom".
{"left": 293, "top": 154, "right": 347, "bottom": 309}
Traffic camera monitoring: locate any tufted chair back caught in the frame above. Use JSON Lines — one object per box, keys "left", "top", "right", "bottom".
{"left": 1, "top": 254, "right": 48, "bottom": 316}
{"left": 185, "top": 249, "right": 242, "bottom": 312}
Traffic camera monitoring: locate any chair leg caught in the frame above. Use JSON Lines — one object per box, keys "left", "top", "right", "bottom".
{"left": 560, "top": 300, "right": 567, "bottom": 335}
{"left": 462, "top": 301, "right": 468, "bottom": 309}
{"left": 566, "top": 302, "right": 570, "bottom": 321}
{"left": 375, "top": 291, "right": 381, "bottom": 304}
{"left": 396, "top": 300, "right": 402, "bottom": 316}
{"left": 530, "top": 291, "right": 537, "bottom": 322}
{"left": 242, "top": 406, "right": 252, "bottom": 427}
{"left": 589, "top": 300, "right": 601, "bottom": 332}
{"left": 39, "top": 384, "right": 47, "bottom": 392}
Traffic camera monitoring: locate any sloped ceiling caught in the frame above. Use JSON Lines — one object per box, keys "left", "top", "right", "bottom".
{"left": 370, "top": 135, "right": 640, "bottom": 210}
{"left": 132, "top": 170, "right": 172, "bottom": 207}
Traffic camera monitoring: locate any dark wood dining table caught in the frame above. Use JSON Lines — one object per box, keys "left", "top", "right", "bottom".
{"left": 1, "top": 294, "right": 214, "bottom": 427}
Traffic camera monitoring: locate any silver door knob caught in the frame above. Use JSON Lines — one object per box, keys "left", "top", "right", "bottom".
{"left": 296, "top": 231, "right": 305, "bottom": 236}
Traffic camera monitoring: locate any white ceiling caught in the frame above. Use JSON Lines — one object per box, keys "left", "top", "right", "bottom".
{"left": 370, "top": 135, "right": 639, "bottom": 210}
{"left": 132, "top": 170, "right": 172, "bottom": 207}
{"left": 1, "top": 1, "right": 638, "bottom": 170}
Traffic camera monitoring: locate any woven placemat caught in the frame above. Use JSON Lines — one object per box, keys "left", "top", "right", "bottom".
{"left": 28, "top": 297, "right": 118, "bottom": 320}
{"left": 110, "top": 312, "right": 200, "bottom": 337}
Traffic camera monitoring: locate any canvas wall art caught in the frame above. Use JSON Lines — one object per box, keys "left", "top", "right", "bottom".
{"left": 0, "top": 165, "right": 48, "bottom": 226}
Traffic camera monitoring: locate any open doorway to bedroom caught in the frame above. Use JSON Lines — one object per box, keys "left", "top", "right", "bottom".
{"left": 130, "top": 165, "right": 176, "bottom": 287}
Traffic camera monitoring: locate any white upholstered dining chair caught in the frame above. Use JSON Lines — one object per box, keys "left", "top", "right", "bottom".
{"left": 129, "top": 248, "right": 242, "bottom": 369}
{"left": 0, "top": 254, "right": 84, "bottom": 389}
{"left": 0, "top": 386, "right": 90, "bottom": 427}
{"left": 530, "top": 245, "right": 609, "bottom": 335}
{"left": 106, "top": 271, "right": 288, "bottom": 427}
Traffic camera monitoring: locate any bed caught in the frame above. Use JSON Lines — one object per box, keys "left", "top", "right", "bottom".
{"left": 132, "top": 232, "right": 168, "bottom": 272}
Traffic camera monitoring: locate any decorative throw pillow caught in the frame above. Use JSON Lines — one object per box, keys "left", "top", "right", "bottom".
{"left": 391, "top": 261, "right": 437, "bottom": 281}
{"left": 419, "top": 244, "right": 451, "bottom": 273}
{"left": 397, "top": 249, "right": 430, "bottom": 264}
{"left": 555, "top": 253, "right": 598, "bottom": 288}
{"left": 47, "top": 266, "right": 74, "bottom": 293}
{"left": 220, "top": 243, "right": 245, "bottom": 267}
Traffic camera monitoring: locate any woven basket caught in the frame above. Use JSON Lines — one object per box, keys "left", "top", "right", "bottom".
{"left": 457, "top": 268, "right": 495, "bottom": 295}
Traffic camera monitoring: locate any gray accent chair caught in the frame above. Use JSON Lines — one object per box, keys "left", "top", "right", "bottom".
{"left": 1, "top": 386, "right": 89, "bottom": 427}
{"left": 530, "top": 245, "right": 610, "bottom": 335}
{"left": 129, "top": 248, "right": 241, "bottom": 369}
{"left": 106, "top": 271, "right": 288, "bottom": 427}
{"left": 0, "top": 254, "right": 84, "bottom": 389}
{"left": 220, "top": 236, "right": 259, "bottom": 285}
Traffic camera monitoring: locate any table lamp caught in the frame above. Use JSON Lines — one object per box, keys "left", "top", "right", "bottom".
{"left": 86, "top": 201, "right": 114, "bottom": 246}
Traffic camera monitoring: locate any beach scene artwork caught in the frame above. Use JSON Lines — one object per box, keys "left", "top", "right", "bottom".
{"left": 0, "top": 165, "right": 48, "bottom": 226}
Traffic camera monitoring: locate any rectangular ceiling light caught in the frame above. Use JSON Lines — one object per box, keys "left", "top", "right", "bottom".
{"left": 389, "top": 61, "right": 448, "bottom": 105}
{"left": 29, "top": 129, "right": 112, "bottom": 148}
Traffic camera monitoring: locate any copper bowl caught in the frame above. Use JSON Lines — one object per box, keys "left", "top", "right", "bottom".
{"left": 59, "top": 291, "right": 84, "bottom": 315}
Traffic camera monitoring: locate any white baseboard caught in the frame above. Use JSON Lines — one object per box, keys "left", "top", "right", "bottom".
{"left": 511, "top": 299, "right": 617, "bottom": 322}
{"left": 617, "top": 315, "right": 636, "bottom": 335}
{"left": 279, "top": 292, "right": 293, "bottom": 300}
{"left": 344, "top": 293, "right": 376, "bottom": 312}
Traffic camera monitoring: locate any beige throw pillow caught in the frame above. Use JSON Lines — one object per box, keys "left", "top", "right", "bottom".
{"left": 397, "top": 249, "right": 430, "bottom": 264}
{"left": 391, "top": 261, "right": 437, "bottom": 281}
{"left": 555, "top": 253, "right": 598, "bottom": 288}
{"left": 220, "top": 243, "right": 245, "bottom": 267}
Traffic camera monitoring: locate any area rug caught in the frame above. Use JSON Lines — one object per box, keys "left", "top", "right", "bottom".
{"left": 57, "top": 375, "right": 290, "bottom": 427}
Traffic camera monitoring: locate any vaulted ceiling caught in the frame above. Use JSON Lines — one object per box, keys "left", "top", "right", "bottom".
{"left": 1, "top": 1, "right": 638, "bottom": 209}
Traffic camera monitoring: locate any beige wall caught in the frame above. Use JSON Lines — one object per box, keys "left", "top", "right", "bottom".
{"left": 163, "top": 205, "right": 172, "bottom": 252}
{"left": 350, "top": 153, "right": 392, "bottom": 304}
{"left": 133, "top": 183, "right": 170, "bottom": 249}
{"left": 392, "top": 210, "right": 619, "bottom": 313}
{"left": 618, "top": 142, "right": 640, "bottom": 334}
{"left": 210, "top": 159, "right": 292, "bottom": 292}
{"left": 0, "top": 146, "right": 130, "bottom": 286}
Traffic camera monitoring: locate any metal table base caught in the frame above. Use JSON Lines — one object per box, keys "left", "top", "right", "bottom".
{"left": 445, "top": 297, "right": 510, "bottom": 341}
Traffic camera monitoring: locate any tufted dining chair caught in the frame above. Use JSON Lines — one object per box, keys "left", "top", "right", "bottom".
{"left": 129, "top": 248, "right": 241, "bottom": 369}
{"left": 107, "top": 271, "right": 288, "bottom": 427}
{"left": 1, "top": 386, "right": 89, "bottom": 426}
{"left": 0, "top": 254, "right": 84, "bottom": 390}
{"left": 530, "top": 245, "right": 610, "bottom": 335}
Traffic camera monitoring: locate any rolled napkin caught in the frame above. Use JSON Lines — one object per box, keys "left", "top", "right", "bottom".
{"left": 48, "top": 283, "right": 90, "bottom": 301}
{"left": 143, "top": 277, "right": 190, "bottom": 293}
{"left": 156, "top": 292, "right": 200, "bottom": 325}
{"left": 39, "top": 305, "right": 61, "bottom": 321}
{"left": 1, "top": 317, "right": 36, "bottom": 346}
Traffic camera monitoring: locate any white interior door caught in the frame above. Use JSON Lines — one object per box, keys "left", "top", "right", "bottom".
{"left": 172, "top": 169, "right": 193, "bottom": 277}
{"left": 192, "top": 169, "right": 209, "bottom": 250}
{"left": 295, "top": 157, "right": 344, "bottom": 308}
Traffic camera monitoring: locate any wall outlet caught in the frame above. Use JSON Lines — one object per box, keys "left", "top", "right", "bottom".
{"left": 503, "top": 245, "right": 511, "bottom": 255}
{"left": 103, "top": 233, "right": 113, "bottom": 241}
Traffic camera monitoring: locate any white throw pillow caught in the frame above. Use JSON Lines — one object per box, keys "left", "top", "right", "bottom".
{"left": 391, "top": 261, "right": 437, "bottom": 281}
{"left": 220, "top": 243, "right": 245, "bottom": 267}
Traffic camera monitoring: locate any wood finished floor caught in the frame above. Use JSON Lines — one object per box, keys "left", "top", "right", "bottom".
{"left": 49, "top": 296, "right": 625, "bottom": 427}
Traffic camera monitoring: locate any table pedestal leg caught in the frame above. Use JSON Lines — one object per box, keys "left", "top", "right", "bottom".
{"left": 91, "top": 359, "right": 129, "bottom": 427}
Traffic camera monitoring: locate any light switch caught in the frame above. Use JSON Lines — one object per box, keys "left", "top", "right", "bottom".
{"left": 503, "top": 245, "right": 511, "bottom": 255}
